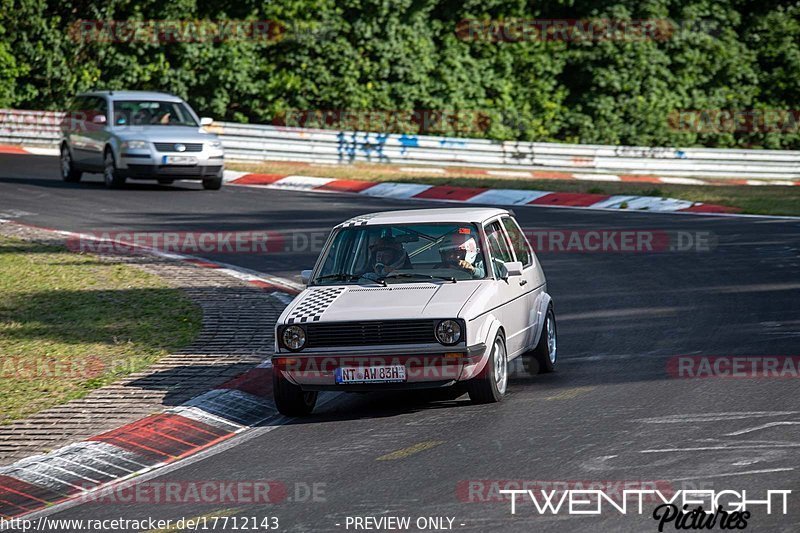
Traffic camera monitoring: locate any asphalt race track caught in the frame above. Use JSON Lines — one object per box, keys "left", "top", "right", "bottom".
{"left": 1, "top": 154, "right": 799, "bottom": 532}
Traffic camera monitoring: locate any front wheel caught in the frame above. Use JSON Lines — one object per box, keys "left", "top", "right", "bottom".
{"left": 466, "top": 332, "right": 508, "bottom": 404}
{"left": 525, "top": 305, "right": 557, "bottom": 374}
{"left": 272, "top": 369, "right": 317, "bottom": 416}
{"left": 103, "top": 150, "right": 126, "bottom": 189}
{"left": 60, "top": 145, "right": 82, "bottom": 182}
{"left": 202, "top": 174, "right": 223, "bottom": 190}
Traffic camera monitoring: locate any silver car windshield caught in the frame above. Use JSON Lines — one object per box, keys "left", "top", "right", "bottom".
{"left": 113, "top": 100, "right": 198, "bottom": 127}
{"left": 313, "top": 223, "right": 487, "bottom": 284}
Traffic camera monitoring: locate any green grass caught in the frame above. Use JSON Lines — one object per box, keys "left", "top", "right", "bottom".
{"left": 228, "top": 161, "right": 800, "bottom": 217}
{"left": 0, "top": 236, "right": 202, "bottom": 423}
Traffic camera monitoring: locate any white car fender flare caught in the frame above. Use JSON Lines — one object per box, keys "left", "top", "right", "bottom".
{"left": 466, "top": 314, "right": 504, "bottom": 378}
{"left": 530, "top": 292, "right": 553, "bottom": 349}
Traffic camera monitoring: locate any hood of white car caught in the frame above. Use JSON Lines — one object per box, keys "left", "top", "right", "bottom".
{"left": 283, "top": 283, "right": 482, "bottom": 323}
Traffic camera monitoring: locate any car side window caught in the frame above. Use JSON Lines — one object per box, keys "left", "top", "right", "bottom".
{"left": 92, "top": 97, "right": 108, "bottom": 120}
{"left": 501, "top": 216, "right": 532, "bottom": 267}
{"left": 485, "top": 221, "right": 513, "bottom": 277}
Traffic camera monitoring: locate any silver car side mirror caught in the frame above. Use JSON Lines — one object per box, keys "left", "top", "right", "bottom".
{"left": 200, "top": 117, "right": 214, "bottom": 126}
{"left": 301, "top": 269, "right": 313, "bottom": 285}
{"left": 92, "top": 115, "right": 107, "bottom": 124}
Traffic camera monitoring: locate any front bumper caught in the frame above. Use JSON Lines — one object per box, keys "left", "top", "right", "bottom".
{"left": 119, "top": 149, "right": 224, "bottom": 179}
{"left": 273, "top": 343, "right": 488, "bottom": 390}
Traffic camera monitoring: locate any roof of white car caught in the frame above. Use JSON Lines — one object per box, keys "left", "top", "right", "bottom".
{"left": 78, "top": 91, "right": 184, "bottom": 102}
{"left": 337, "top": 207, "right": 511, "bottom": 227}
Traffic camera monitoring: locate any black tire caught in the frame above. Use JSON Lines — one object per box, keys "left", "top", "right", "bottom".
{"left": 158, "top": 178, "right": 174, "bottom": 185}
{"left": 103, "top": 149, "right": 126, "bottom": 189}
{"left": 202, "top": 174, "right": 223, "bottom": 190}
{"left": 60, "top": 144, "right": 82, "bottom": 182}
{"left": 272, "top": 369, "right": 318, "bottom": 416}
{"left": 525, "top": 305, "right": 557, "bottom": 375}
{"left": 466, "top": 332, "right": 508, "bottom": 404}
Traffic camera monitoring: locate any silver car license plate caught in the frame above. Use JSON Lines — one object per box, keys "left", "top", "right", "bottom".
{"left": 162, "top": 155, "right": 197, "bottom": 165}
{"left": 335, "top": 365, "right": 407, "bottom": 384}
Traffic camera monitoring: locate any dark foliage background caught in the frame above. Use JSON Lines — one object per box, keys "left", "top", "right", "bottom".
{"left": 1, "top": 0, "right": 798, "bottom": 147}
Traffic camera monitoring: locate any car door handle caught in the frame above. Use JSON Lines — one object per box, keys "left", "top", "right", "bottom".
{"left": 519, "top": 279, "right": 527, "bottom": 286}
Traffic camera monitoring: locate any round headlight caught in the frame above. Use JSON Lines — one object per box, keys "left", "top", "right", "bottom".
{"left": 436, "top": 320, "right": 462, "bottom": 345}
{"left": 282, "top": 325, "right": 306, "bottom": 351}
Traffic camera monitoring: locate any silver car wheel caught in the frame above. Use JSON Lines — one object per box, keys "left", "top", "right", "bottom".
{"left": 547, "top": 315, "right": 557, "bottom": 364}
{"left": 103, "top": 152, "right": 115, "bottom": 185}
{"left": 493, "top": 337, "right": 508, "bottom": 395}
{"left": 60, "top": 146, "right": 71, "bottom": 178}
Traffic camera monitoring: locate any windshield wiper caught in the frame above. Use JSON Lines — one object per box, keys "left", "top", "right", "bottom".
{"left": 313, "top": 273, "right": 386, "bottom": 286}
{"left": 383, "top": 273, "right": 456, "bottom": 283}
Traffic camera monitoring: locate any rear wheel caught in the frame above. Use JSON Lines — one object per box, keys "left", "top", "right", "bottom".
{"left": 60, "top": 145, "right": 82, "bottom": 182}
{"left": 466, "top": 332, "right": 507, "bottom": 404}
{"left": 525, "top": 306, "right": 557, "bottom": 374}
{"left": 103, "top": 150, "right": 126, "bottom": 189}
{"left": 273, "top": 370, "right": 317, "bottom": 416}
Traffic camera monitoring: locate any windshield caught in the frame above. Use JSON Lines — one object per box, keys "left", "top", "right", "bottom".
{"left": 112, "top": 100, "right": 198, "bottom": 127}
{"left": 313, "top": 223, "right": 487, "bottom": 284}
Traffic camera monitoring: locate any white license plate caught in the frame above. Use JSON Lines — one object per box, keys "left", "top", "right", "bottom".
{"left": 162, "top": 155, "right": 197, "bottom": 165}
{"left": 335, "top": 365, "right": 407, "bottom": 384}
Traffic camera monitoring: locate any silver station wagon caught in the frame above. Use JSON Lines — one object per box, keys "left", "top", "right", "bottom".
{"left": 59, "top": 91, "right": 225, "bottom": 189}
{"left": 272, "top": 207, "right": 558, "bottom": 416}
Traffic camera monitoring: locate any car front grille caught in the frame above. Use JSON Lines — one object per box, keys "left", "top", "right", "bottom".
{"left": 305, "top": 320, "right": 438, "bottom": 348}
{"left": 154, "top": 142, "right": 203, "bottom": 152}
{"left": 126, "top": 164, "right": 222, "bottom": 176}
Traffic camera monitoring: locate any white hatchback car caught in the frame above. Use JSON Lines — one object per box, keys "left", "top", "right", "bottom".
{"left": 272, "top": 207, "right": 557, "bottom": 416}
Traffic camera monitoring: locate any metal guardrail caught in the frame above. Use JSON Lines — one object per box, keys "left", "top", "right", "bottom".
{"left": 2, "top": 109, "right": 799, "bottom": 179}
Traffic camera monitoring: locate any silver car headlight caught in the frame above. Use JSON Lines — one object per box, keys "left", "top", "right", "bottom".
{"left": 121, "top": 140, "right": 149, "bottom": 150}
{"left": 209, "top": 140, "right": 223, "bottom": 149}
{"left": 282, "top": 325, "right": 306, "bottom": 351}
{"left": 436, "top": 320, "right": 462, "bottom": 345}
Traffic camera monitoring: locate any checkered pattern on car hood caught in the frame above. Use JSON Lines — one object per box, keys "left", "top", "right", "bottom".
{"left": 286, "top": 287, "right": 346, "bottom": 323}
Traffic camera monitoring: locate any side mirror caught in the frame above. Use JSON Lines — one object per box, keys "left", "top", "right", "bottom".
{"left": 92, "top": 114, "right": 107, "bottom": 124}
{"left": 501, "top": 261, "right": 524, "bottom": 279}
{"left": 300, "top": 269, "right": 313, "bottom": 285}
{"left": 200, "top": 117, "right": 214, "bottom": 126}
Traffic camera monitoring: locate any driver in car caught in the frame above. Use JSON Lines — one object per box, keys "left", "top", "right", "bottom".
{"left": 363, "top": 236, "right": 411, "bottom": 279}
{"left": 438, "top": 232, "right": 485, "bottom": 278}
